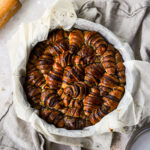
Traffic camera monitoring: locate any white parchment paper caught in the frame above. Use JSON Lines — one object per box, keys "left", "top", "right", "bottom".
{"left": 7, "top": 0, "right": 150, "bottom": 149}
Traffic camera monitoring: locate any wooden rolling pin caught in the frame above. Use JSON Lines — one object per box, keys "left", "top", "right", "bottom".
{"left": 0, "top": 0, "right": 22, "bottom": 29}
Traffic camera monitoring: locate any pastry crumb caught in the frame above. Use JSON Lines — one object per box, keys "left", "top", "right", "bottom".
{"left": 1, "top": 88, "right": 5, "bottom": 91}
{"left": 109, "top": 128, "right": 114, "bottom": 132}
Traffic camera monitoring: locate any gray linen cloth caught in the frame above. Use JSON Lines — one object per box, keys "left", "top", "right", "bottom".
{"left": 1, "top": 0, "right": 150, "bottom": 149}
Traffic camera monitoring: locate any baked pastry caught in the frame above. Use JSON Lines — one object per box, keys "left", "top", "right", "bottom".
{"left": 24, "top": 29, "right": 126, "bottom": 130}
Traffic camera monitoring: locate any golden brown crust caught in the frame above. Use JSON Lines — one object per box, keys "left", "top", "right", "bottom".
{"left": 24, "top": 29, "right": 126, "bottom": 130}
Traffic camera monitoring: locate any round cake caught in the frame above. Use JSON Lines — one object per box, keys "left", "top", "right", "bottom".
{"left": 24, "top": 29, "right": 126, "bottom": 130}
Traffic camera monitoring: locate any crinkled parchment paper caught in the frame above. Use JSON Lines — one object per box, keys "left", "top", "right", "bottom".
{"left": 7, "top": 0, "right": 150, "bottom": 149}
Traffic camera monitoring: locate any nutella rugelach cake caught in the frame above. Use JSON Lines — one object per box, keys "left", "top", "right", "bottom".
{"left": 24, "top": 29, "right": 125, "bottom": 130}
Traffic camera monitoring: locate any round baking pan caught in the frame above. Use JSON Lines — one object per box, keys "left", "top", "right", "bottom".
{"left": 126, "top": 124, "right": 150, "bottom": 150}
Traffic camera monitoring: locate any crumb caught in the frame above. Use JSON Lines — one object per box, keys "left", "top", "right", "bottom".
{"left": 1, "top": 88, "right": 5, "bottom": 91}
{"left": 109, "top": 128, "right": 114, "bottom": 132}
{"left": 117, "top": 109, "right": 121, "bottom": 112}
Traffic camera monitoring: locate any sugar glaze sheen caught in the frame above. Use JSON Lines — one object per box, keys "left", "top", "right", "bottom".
{"left": 24, "top": 28, "right": 126, "bottom": 130}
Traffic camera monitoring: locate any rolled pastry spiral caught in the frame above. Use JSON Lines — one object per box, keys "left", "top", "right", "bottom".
{"left": 24, "top": 29, "right": 126, "bottom": 130}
